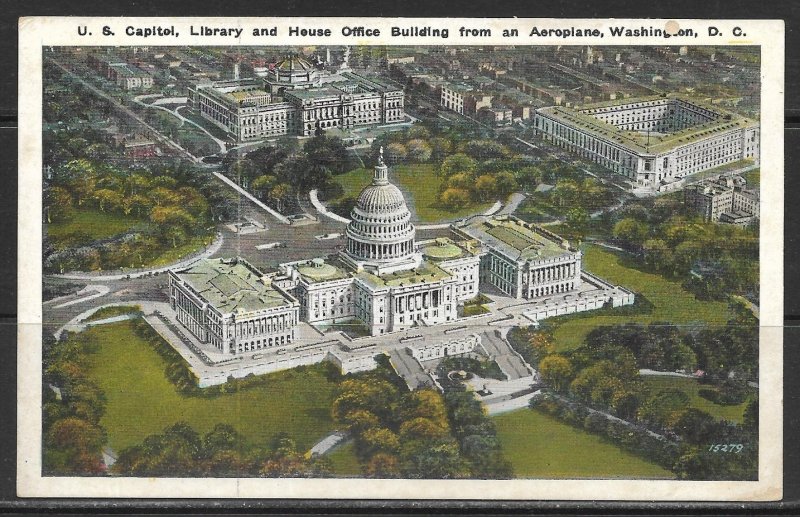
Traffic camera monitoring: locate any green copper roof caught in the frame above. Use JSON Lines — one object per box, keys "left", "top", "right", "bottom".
{"left": 175, "top": 258, "right": 292, "bottom": 313}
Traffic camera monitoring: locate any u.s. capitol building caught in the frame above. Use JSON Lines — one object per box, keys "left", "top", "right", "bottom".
{"left": 169, "top": 150, "right": 632, "bottom": 360}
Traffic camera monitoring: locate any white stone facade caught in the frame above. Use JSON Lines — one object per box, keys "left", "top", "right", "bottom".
{"left": 169, "top": 258, "right": 300, "bottom": 356}
{"left": 534, "top": 96, "right": 760, "bottom": 191}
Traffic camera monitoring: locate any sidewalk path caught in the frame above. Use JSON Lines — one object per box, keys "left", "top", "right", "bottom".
{"left": 309, "top": 189, "right": 350, "bottom": 224}
{"left": 307, "top": 431, "right": 348, "bottom": 457}
{"left": 51, "top": 285, "right": 110, "bottom": 308}
{"left": 214, "top": 172, "right": 290, "bottom": 224}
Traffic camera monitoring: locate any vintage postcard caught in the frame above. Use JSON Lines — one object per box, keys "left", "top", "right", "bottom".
{"left": 18, "top": 17, "right": 783, "bottom": 500}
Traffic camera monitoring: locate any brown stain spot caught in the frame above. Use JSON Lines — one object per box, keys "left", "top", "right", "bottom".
{"left": 664, "top": 20, "right": 680, "bottom": 36}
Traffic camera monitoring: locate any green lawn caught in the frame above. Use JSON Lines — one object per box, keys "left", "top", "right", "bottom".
{"left": 742, "top": 168, "right": 760, "bottom": 188}
{"left": 144, "top": 235, "right": 211, "bottom": 268}
{"left": 46, "top": 208, "right": 145, "bottom": 249}
{"left": 180, "top": 107, "right": 233, "bottom": 142}
{"left": 83, "top": 320, "right": 340, "bottom": 452}
{"left": 394, "top": 164, "right": 493, "bottom": 222}
{"left": 641, "top": 375, "right": 752, "bottom": 424}
{"left": 493, "top": 409, "right": 674, "bottom": 479}
{"left": 331, "top": 167, "right": 373, "bottom": 201}
{"left": 82, "top": 305, "right": 141, "bottom": 322}
{"left": 326, "top": 441, "right": 362, "bottom": 477}
{"left": 331, "top": 164, "right": 493, "bottom": 223}
{"left": 550, "top": 244, "right": 731, "bottom": 351}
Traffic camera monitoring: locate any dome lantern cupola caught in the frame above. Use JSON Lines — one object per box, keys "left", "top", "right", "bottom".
{"left": 341, "top": 146, "right": 421, "bottom": 273}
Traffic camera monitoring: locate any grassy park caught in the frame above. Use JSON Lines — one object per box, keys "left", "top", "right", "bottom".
{"left": 331, "top": 164, "right": 492, "bottom": 223}
{"left": 493, "top": 409, "right": 674, "bottom": 479}
{"left": 641, "top": 375, "right": 753, "bottom": 424}
{"left": 46, "top": 208, "right": 146, "bottom": 250}
{"left": 549, "top": 244, "right": 732, "bottom": 351}
{"left": 83, "top": 321, "right": 340, "bottom": 453}
{"left": 325, "top": 442, "right": 362, "bottom": 476}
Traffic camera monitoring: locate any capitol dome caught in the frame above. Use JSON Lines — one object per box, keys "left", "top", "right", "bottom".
{"left": 270, "top": 54, "right": 318, "bottom": 86}
{"left": 345, "top": 149, "right": 417, "bottom": 266}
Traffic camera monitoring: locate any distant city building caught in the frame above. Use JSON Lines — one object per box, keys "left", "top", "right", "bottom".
{"left": 440, "top": 82, "right": 473, "bottom": 114}
{"left": 168, "top": 258, "right": 300, "bottom": 355}
{"left": 477, "top": 106, "right": 513, "bottom": 126}
{"left": 534, "top": 94, "right": 760, "bottom": 192}
{"left": 684, "top": 174, "right": 759, "bottom": 225}
{"left": 86, "top": 52, "right": 153, "bottom": 90}
{"left": 191, "top": 55, "right": 405, "bottom": 142}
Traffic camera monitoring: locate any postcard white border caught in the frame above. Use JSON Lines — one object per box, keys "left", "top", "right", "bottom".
{"left": 17, "top": 17, "right": 784, "bottom": 501}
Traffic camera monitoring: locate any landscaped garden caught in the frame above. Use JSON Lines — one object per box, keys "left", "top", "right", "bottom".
{"left": 549, "top": 244, "right": 732, "bottom": 351}
{"left": 492, "top": 408, "right": 674, "bottom": 479}
{"left": 640, "top": 375, "right": 753, "bottom": 424}
{"left": 47, "top": 208, "right": 147, "bottom": 250}
{"left": 82, "top": 320, "right": 340, "bottom": 452}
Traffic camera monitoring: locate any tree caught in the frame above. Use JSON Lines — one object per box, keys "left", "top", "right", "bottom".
{"left": 494, "top": 171, "right": 517, "bottom": 197}
{"left": 406, "top": 139, "right": 432, "bottom": 163}
{"left": 269, "top": 183, "right": 292, "bottom": 213}
{"left": 643, "top": 238, "right": 673, "bottom": 272}
{"left": 613, "top": 218, "right": 649, "bottom": 248}
{"left": 361, "top": 427, "right": 401, "bottom": 456}
{"left": 473, "top": 175, "right": 497, "bottom": 202}
{"left": 385, "top": 143, "right": 407, "bottom": 164}
{"left": 538, "top": 354, "right": 574, "bottom": 392}
{"left": 304, "top": 135, "right": 350, "bottom": 174}
{"left": 45, "top": 417, "right": 106, "bottom": 475}
{"left": 364, "top": 453, "right": 401, "bottom": 478}
{"left": 439, "top": 188, "right": 471, "bottom": 209}
{"left": 566, "top": 207, "right": 589, "bottom": 231}
{"left": 45, "top": 186, "right": 73, "bottom": 222}
{"left": 439, "top": 153, "right": 476, "bottom": 177}
{"left": 251, "top": 175, "right": 277, "bottom": 199}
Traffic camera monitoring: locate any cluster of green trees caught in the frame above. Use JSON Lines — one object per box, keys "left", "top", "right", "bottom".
{"left": 226, "top": 135, "right": 352, "bottom": 213}
{"left": 44, "top": 159, "right": 221, "bottom": 272}
{"left": 331, "top": 363, "right": 470, "bottom": 478}
{"left": 611, "top": 197, "right": 759, "bottom": 300}
{"left": 505, "top": 302, "right": 758, "bottom": 480}
{"left": 440, "top": 389, "right": 513, "bottom": 479}
{"left": 530, "top": 393, "right": 758, "bottom": 480}
{"left": 42, "top": 333, "right": 108, "bottom": 475}
{"left": 114, "top": 423, "right": 330, "bottom": 477}
{"left": 516, "top": 157, "right": 619, "bottom": 231}
{"left": 583, "top": 306, "right": 759, "bottom": 384}
{"left": 533, "top": 309, "right": 757, "bottom": 422}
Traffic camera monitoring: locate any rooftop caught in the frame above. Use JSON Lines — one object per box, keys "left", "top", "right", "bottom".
{"left": 420, "top": 237, "right": 480, "bottom": 262}
{"left": 537, "top": 94, "right": 757, "bottom": 154}
{"left": 227, "top": 89, "right": 269, "bottom": 102}
{"left": 356, "top": 261, "right": 451, "bottom": 289}
{"left": 174, "top": 258, "right": 292, "bottom": 313}
{"left": 458, "top": 216, "right": 572, "bottom": 262}
{"left": 295, "top": 257, "right": 351, "bottom": 284}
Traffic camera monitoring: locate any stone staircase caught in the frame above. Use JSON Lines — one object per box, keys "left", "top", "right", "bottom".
{"left": 480, "top": 330, "right": 533, "bottom": 380}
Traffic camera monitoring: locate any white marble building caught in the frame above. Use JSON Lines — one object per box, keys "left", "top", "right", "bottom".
{"left": 281, "top": 150, "right": 481, "bottom": 336}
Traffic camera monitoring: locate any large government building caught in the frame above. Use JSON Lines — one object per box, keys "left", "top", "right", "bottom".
{"left": 168, "top": 257, "right": 300, "bottom": 355}
{"left": 169, "top": 150, "right": 627, "bottom": 360}
{"left": 190, "top": 55, "right": 405, "bottom": 142}
{"left": 533, "top": 94, "right": 760, "bottom": 192}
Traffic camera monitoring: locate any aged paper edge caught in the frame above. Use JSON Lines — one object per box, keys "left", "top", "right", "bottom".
{"left": 16, "top": 17, "right": 784, "bottom": 500}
